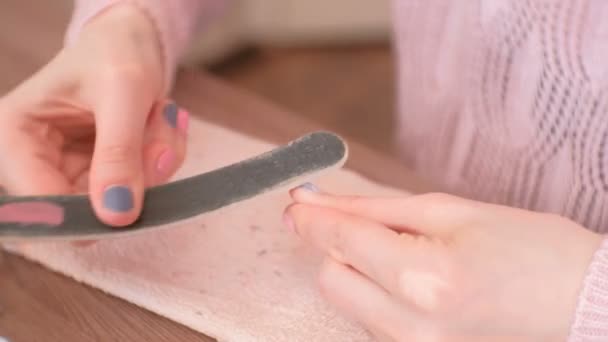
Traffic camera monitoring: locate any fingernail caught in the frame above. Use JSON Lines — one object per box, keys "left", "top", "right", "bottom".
{"left": 282, "top": 212, "right": 296, "bottom": 233}
{"left": 163, "top": 102, "right": 179, "bottom": 128}
{"left": 103, "top": 186, "right": 134, "bottom": 212}
{"left": 156, "top": 149, "right": 175, "bottom": 175}
{"left": 177, "top": 109, "right": 189, "bottom": 135}
{"left": 298, "top": 182, "right": 319, "bottom": 193}
{"left": 0, "top": 336, "right": 11, "bottom": 342}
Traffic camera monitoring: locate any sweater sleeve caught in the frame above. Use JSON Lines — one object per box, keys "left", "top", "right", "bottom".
{"left": 568, "top": 236, "right": 608, "bottom": 341}
{"left": 64, "top": 0, "right": 227, "bottom": 93}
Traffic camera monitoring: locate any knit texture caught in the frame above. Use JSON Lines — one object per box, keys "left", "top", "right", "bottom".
{"left": 569, "top": 237, "right": 608, "bottom": 341}
{"left": 393, "top": 0, "right": 608, "bottom": 233}
{"left": 392, "top": 2, "right": 608, "bottom": 339}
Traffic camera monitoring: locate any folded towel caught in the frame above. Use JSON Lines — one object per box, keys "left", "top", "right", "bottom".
{"left": 8, "top": 118, "right": 409, "bottom": 341}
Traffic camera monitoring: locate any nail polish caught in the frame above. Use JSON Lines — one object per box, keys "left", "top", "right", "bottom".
{"left": 177, "top": 109, "right": 189, "bottom": 134}
{"left": 298, "top": 182, "right": 319, "bottom": 193}
{"left": 163, "top": 102, "right": 179, "bottom": 128}
{"left": 156, "top": 149, "right": 175, "bottom": 175}
{"left": 103, "top": 186, "right": 134, "bottom": 212}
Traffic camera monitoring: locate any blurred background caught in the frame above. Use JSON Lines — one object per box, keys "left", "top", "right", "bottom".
{"left": 0, "top": 0, "right": 397, "bottom": 156}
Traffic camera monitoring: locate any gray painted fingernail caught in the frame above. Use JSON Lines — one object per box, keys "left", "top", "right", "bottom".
{"left": 163, "top": 102, "right": 179, "bottom": 128}
{"left": 103, "top": 186, "right": 134, "bottom": 212}
{"left": 299, "top": 182, "right": 319, "bottom": 192}
{"left": 0, "top": 337, "right": 11, "bottom": 342}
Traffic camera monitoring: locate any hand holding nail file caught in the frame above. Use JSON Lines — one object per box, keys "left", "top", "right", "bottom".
{"left": 0, "top": 132, "right": 347, "bottom": 242}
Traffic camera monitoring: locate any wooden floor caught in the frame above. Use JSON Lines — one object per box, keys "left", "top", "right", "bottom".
{"left": 210, "top": 45, "right": 398, "bottom": 155}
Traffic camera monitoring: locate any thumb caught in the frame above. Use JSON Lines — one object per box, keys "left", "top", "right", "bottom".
{"left": 89, "top": 89, "right": 150, "bottom": 227}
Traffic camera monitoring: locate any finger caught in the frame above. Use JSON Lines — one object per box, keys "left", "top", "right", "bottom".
{"left": 285, "top": 203, "right": 453, "bottom": 313}
{"left": 88, "top": 84, "right": 150, "bottom": 227}
{"left": 142, "top": 100, "right": 189, "bottom": 186}
{"left": 0, "top": 51, "right": 78, "bottom": 196}
{"left": 0, "top": 154, "right": 71, "bottom": 195}
{"left": 0, "top": 117, "right": 71, "bottom": 195}
{"left": 317, "top": 257, "right": 413, "bottom": 341}
{"left": 285, "top": 202, "right": 402, "bottom": 271}
{"left": 61, "top": 150, "right": 92, "bottom": 187}
{"left": 290, "top": 185, "right": 481, "bottom": 236}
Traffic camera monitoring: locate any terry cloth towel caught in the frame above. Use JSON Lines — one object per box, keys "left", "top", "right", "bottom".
{"left": 7, "top": 118, "right": 409, "bottom": 341}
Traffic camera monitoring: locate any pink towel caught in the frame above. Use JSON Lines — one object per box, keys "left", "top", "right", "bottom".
{"left": 6, "top": 118, "right": 408, "bottom": 341}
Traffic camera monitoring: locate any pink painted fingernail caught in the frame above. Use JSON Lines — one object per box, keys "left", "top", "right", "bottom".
{"left": 177, "top": 109, "right": 189, "bottom": 135}
{"left": 156, "top": 149, "right": 175, "bottom": 175}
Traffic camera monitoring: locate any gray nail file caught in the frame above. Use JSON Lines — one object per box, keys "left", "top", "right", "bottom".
{"left": 0, "top": 131, "right": 348, "bottom": 242}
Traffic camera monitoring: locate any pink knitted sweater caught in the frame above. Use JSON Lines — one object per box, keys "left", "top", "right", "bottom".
{"left": 66, "top": 0, "right": 608, "bottom": 340}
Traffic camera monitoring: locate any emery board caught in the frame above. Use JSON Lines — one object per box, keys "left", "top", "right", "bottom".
{"left": 0, "top": 131, "right": 348, "bottom": 242}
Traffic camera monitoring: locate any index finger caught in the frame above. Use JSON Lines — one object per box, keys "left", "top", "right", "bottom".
{"left": 290, "top": 186, "right": 480, "bottom": 237}
{"left": 284, "top": 203, "right": 451, "bottom": 312}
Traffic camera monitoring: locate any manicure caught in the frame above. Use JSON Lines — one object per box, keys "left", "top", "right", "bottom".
{"left": 298, "top": 182, "right": 319, "bottom": 193}
{"left": 156, "top": 148, "right": 175, "bottom": 175}
{"left": 163, "top": 102, "right": 179, "bottom": 128}
{"left": 103, "top": 185, "right": 134, "bottom": 212}
{"left": 177, "top": 109, "right": 189, "bottom": 135}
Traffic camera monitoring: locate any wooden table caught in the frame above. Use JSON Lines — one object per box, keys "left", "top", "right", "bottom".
{"left": 0, "top": 69, "right": 435, "bottom": 341}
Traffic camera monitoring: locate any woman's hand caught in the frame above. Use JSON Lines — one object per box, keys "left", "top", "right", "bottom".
{"left": 0, "top": 4, "right": 188, "bottom": 226}
{"left": 284, "top": 186, "right": 602, "bottom": 341}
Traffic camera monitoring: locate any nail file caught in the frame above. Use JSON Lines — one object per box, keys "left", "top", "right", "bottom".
{"left": 0, "top": 131, "right": 348, "bottom": 242}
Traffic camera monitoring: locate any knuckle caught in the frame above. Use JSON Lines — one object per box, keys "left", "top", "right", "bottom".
{"left": 97, "top": 144, "right": 136, "bottom": 165}
{"left": 395, "top": 257, "right": 456, "bottom": 315}
{"left": 418, "top": 192, "right": 477, "bottom": 223}
{"left": 341, "top": 195, "right": 367, "bottom": 209}
{"left": 288, "top": 205, "right": 352, "bottom": 263}
{"left": 98, "top": 63, "right": 151, "bottom": 88}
